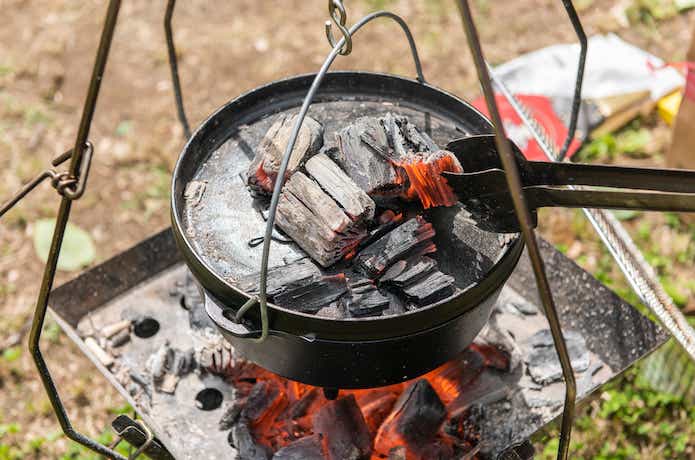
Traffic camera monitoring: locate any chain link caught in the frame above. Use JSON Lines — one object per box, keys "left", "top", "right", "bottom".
{"left": 325, "top": 0, "right": 352, "bottom": 55}
{"left": 0, "top": 142, "right": 93, "bottom": 219}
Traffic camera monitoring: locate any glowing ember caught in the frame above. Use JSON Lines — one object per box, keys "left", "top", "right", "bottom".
{"left": 253, "top": 160, "right": 276, "bottom": 194}
{"left": 216, "top": 343, "right": 509, "bottom": 459}
{"left": 396, "top": 150, "right": 463, "bottom": 209}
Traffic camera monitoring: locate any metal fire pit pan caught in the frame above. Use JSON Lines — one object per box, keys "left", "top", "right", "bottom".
{"left": 49, "top": 229, "right": 666, "bottom": 459}
{"left": 171, "top": 71, "right": 524, "bottom": 341}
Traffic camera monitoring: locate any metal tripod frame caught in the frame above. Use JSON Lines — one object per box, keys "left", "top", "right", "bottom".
{"left": 1, "top": 1, "right": 686, "bottom": 460}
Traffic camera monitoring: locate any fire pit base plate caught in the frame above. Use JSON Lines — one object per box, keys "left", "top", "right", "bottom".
{"left": 48, "top": 229, "right": 666, "bottom": 459}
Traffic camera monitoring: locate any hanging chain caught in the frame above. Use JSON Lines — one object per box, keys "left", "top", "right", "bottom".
{"left": 0, "top": 142, "right": 93, "bottom": 218}
{"left": 325, "top": 0, "right": 352, "bottom": 55}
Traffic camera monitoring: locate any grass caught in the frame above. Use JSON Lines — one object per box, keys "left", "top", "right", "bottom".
{"left": 535, "top": 118, "right": 695, "bottom": 458}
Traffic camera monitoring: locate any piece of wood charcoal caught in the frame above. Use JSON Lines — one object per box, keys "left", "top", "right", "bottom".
{"left": 402, "top": 270, "right": 455, "bottom": 306}
{"left": 355, "top": 216, "right": 436, "bottom": 278}
{"left": 304, "top": 153, "right": 375, "bottom": 223}
{"left": 334, "top": 116, "right": 401, "bottom": 195}
{"left": 275, "top": 172, "right": 366, "bottom": 267}
{"left": 344, "top": 278, "right": 390, "bottom": 317}
{"left": 395, "top": 149, "right": 463, "bottom": 209}
{"left": 247, "top": 114, "right": 324, "bottom": 195}
{"left": 236, "top": 259, "right": 347, "bottom": 313}
{"left": 236, "top": 258, "right": 321, "bottom": 297}
{"left": 380, "top": 255, "right": 437, "bottom": 287}
{"left": 274, "top": 273, "right": 347, "bottom": 314}
{"left": 380, "top": 112, "right": 438, "bottom": 158}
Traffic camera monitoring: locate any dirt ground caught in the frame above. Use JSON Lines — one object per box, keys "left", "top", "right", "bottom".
{"left": 1, "top": 0, "right": 694, "bottom": 458}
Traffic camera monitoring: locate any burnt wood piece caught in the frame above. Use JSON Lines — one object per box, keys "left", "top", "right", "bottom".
{"left": 380, "top": 256, "right": 437, "bottom": 287}
{"left": 374, "top": 380, "right": 446, "bottom": 456}
{"left": 334, "top": 116, "right": 400, "bottom": 196}
{"left": 380, "top": 112, "right": 438, "bottom": 157}
{"left": 229, "top": 421, "right": 272, "bottom": 460}
{"left": 355, "top": 390, "right": 398, "bottom": 437}
{"left": 247, "top": 114, "right": 324, "bottom": 195}
{"left": 395, "top": 149, "right": 463, "bottom": 209}
{"left": 275, "top": 172, "right": 367, "bottom": 267}
{"left": 235, "top": 259, "right": 348, "bottom": 313}
{"left": 402, "top": 270, "right": 456, "bottom": 306}
{"left": 241, "top": 381, "right": 287, "bottom": 428}
{"left": 313, "top": 395, "right": 372, "bottom": 460}
{"left": 344, "top": 278, "right": 391, "bottom": 317}
{"left": 334, "top": 113, "right": 438, "bottom": 197}
{"left": 304, "top": 153, "right": 375, "bottom": 223}
{"left": 355, "top": 216, "right": 436, "bottom": 278}
{"left": 272, "top": 435, "right": 326, "bottom": 460}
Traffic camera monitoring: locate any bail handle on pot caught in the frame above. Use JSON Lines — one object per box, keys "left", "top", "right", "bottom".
{"left": 233, "top": 7, "right": 428, "bottom": 343}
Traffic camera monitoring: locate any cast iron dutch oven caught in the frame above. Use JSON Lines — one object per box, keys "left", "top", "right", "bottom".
{"left": 171, "top": 72, "right": 523, "bottom": 389}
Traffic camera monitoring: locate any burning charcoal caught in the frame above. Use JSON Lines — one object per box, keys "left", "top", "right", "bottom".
{"left": 344, "top": 278, "right": 390, "bottom": 317}
{"left": 313, "top": 394, "right": 372, "bottom": 460}
{"left": 219, "top": 401, "right": 244, "bottom": 431}
{"left": 247, "top": 114, "right": 324, "bottom": 195}
{"left": 526, "top": 329, "right": 590, "bottom": 385}
{"left": 334, "top": 116, "right": 400, "bottom": 196}
{"left": 380, "top": 256, "right": 437, "bottom": 287}
{"left": 356, "top": 390, "right": 398, "bottom": 436}
{"left": 229, "top": 421, "right": 272, "bottom": 460}
{"left": 275, "top": 172, "right": 367, "bottom": 267}
{"left": 375, "top": 380, "right": 446, "bottom": 456}
{"left": 272, "top": 435, "right": 326, "bottom": 460}
{"left": 402, "top": 270, "right": 456, "bottom": 306}
{"left": 395, "top": 149, "right": 463, "bottom": 209}
{"left": 388, "top": 446, "right": 408, "bottom": 460}
{"left": 242, "top": 381, "right": 287, "bottom": 429}
{"left": 355, "top": 216, "right": 436, "bottom": 278}
{"left": 236, "top": 259, "right": 348, "bottom": 313}
{"left": 305, "top": 153, "right": 375, "bottom": 223}
{"left": 288, "top": 387, "right": 320, "bottom": 420}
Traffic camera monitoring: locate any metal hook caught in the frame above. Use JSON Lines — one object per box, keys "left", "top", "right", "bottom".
{"left": 325, "top": 0, "right": 352, "bottom": 55}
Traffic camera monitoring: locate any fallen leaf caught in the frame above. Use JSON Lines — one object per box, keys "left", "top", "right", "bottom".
{"left": 32, "top": 219, "right": 96, "bottom": 271}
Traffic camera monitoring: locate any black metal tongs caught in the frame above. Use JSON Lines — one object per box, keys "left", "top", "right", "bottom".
{"left": 443, "top": 134, "right": 695, "bottom": 232}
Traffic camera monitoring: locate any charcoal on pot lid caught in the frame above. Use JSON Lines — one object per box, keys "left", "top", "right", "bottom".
{"left": 235, "top": 258, "right": 347, "bottom": 313}
{"left": 380, "top": 255, "right": 437, "bottom": 287}
{"left": 272, "top": 434, "right": 326, "bottom": 460}
{"left": 334, "top": 115, "right": 398, "bottom": 196}
{"left": 355, "top": 216, "right": 436, "bottom": 278}
{"left": 313, "top": 394, "right": 372, "bottom": 460}
{"left": 304, "top": 153, "right": 375, "bottom": 223}
{"left": 246, "top": 114, "right": 324, "bottom": 195}
{"left": 402, "top": 270, "right": 456, "bottom": 306}
{"left": 344, "top": 278, "right": 390, "bottom": 317}
{"left": 275, "top": 172, "right": 367, "bottom": 267}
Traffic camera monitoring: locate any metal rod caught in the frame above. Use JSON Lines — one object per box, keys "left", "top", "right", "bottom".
{"left": 248, "top": 10, "right": 425, "bottom": 341}
{"left": 0, "top": 171, "right": 52, "bottom": 218}
{"left": 557, "top": 0, "right": 586, "bottom": 160}
{"left": 489, "top": 62, "right": 695, "bottom": 360}
{"left": 164, "top": 0, "right": 191, "bottom": 139}
{"left": 454, "top": 2, "right": 575, "bottom": 459}
{"left": 27, "top": 1, "right": 128, "bottom": 459}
